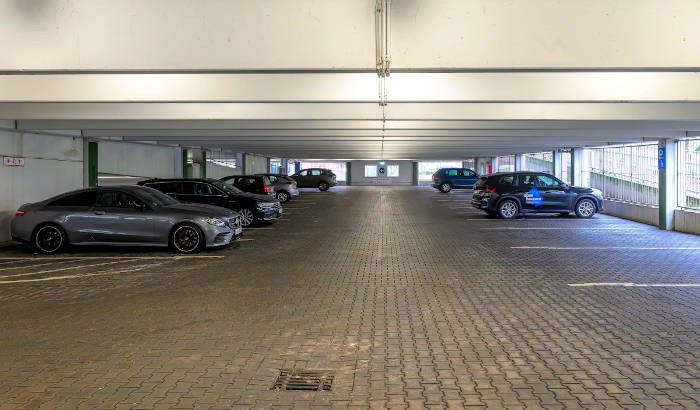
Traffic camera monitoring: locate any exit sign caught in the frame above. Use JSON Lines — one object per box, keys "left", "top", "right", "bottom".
{"left": 3, "top": 156, "right": 25, "bottom": 167}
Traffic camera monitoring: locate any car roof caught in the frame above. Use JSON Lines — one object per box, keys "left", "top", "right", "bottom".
{"left": 138, "top": 178, "right": 218, "bottom": 184}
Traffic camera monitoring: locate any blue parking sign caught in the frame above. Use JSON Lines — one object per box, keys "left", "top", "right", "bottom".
{"left": 379, "top": 167, "right": 385, "bottom": 174}
{"left": 658, "top": 147, "right": 666, "bottom": 170}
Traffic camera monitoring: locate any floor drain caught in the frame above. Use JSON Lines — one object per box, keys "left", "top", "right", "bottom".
{"left": 271, "top": 369, "right": 335, "bottom": 391}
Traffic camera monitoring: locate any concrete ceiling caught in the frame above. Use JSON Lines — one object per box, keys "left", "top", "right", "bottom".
{"left": 2, "top": 1, "right": 700, "bottom": 160}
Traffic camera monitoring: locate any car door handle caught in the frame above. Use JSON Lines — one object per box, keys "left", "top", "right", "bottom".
{"left": 94, "top": 211, "right": 105, "bottom": 215}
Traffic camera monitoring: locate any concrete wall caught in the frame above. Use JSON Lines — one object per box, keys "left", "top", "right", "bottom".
{"left": 349, "top": 161, "right": 413, "bottom": 186}
{"left": 602, "top": 200, "right": 659, "bottom": 227}
{"left": 0, "top": 129, "right": 83, "bottom": 242}
{"left": 244, "top": 154, "right": 269, "bottom": 174}
{"left": 674, "top": 209, "right": 700, "bottom": 236}
{"left": 206, "top": 162, "right": 241, "bottom": 180}
{"left": 99, "top": 140, "right": 175, "bottom": 178}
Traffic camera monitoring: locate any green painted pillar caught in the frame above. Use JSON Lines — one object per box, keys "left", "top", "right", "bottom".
{"left": 658, "top": 140, "right": 677, "bottom": 230}
{"left": 201, "top": 151, "right": 207, "bottom": 178}
{"left": 182, "top": 149, "right": 189, "bottom": 178}
{"left": 412, "top": 161, "right": 419, "bottom": 186}
{"left": 87, "top": 141, "right": 99, "bottom": 187}
{"left": 346, "top": 161, "right": 352, "bottom": 185}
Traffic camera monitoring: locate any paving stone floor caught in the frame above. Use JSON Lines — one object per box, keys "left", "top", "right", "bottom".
{"left": 0, "top": 186, "right": 698, "bottom": 409}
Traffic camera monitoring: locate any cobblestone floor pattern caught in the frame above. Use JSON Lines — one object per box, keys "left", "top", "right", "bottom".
{"left": 0, "top": 186, "right": 698, "bottom": 409}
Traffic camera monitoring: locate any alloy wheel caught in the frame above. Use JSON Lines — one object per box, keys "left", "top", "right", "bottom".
{"left": 441, "top": 183, "right": 451, "bottom": 192}
{"left": 577, "top": 199, "right": 595, "bottom": 218}
{"left": 277, "top": 191, "right": 289, "bottom": 202}
{"left": 499, "top": 201, "right": 518, "bottom": 218}
{"left": 173, "top": 225, "right": 200, "bottom": 253}
{"left": 35, "top": 226, "right": 63, "bottom": 253}
{"left": 240, "top": 209, "right": 255, "bottom": 227}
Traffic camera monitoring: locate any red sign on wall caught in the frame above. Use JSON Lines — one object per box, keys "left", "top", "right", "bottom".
{"left": 3, "top": 156, "right": 25, "bottom": 167}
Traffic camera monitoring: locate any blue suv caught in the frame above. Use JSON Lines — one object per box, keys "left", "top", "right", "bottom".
{"left": 432, "top": 168, "right": 480, "bottom": 193}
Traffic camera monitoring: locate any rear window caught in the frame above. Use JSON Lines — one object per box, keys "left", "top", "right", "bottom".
{"left": 499, "top": 175, "right": 515, "bottom": 185}
{"left": 474, "top": 176, "right": 489, "bottom": 189}
{"left": 446, "top": 169, "right": 458, "bottom": 176}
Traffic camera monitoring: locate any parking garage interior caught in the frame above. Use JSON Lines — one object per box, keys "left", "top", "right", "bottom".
{"left": 1, "top": 1, "right": 699, "bottom": 408}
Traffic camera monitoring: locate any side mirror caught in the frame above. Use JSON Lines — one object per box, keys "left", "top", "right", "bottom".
{"left": 560, "top": 183, "right": 569, "bottom": 189}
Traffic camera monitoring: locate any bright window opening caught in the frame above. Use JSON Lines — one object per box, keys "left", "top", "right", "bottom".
{"left": 300, "top": 161, "right": 347, "bottom": 181}
{"left": 678, "top": 138, "right": 700, "bottom": 210}
{"left": 364, "top": 165, "right": 377, "bottom": 177}
{"left": 387, "top": 165, "right": 399, "bottom": 177}
{"left": 418, "top": 161, "right": 462, "bottom": 181}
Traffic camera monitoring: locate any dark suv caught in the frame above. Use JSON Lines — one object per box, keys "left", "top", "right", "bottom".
{"left": 471, "top": 172, "right": 604, "bottom": 219}
{"left": 138, "top": 178, "right": 282, "bottom": 227}
{"left": 432, "top": 168, "right": 480, "bottom": 192}
{"left": 222, "top": 175, "right": 275, "bottom": 197}
{"left": 291, "top": 168, "right": 337, "bottom": 191}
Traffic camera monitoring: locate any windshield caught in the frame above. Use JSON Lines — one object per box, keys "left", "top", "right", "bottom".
{"left": 137, "top": 187, "right": 179, "bottom": 207}
{"left": 211, "top": 180, "right": 244, "bottom": 195}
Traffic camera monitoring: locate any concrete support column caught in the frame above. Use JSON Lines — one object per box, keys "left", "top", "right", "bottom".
{"left": 490, "top": 157, "right": 498, "bottom": 174}
{"left": 279, "top": 158, "right": 288, "bottom": 175}
{"left": 658, "top": 139, "right": 678, "bottom": 230}
{"left": 571, "top": 148, "right": 583, "bottom": 186}
{"left": 514, "top": 154, "right": 524, "bottom": 172}
{"left": 235, "top": 152, "right": 244, "bottom": 172}
{"left": 412, "top": 161, "right": 418, "bottom": 186}
{"left": 552, "top": 150, "right": 563, "bottom": 179}
{"left": 83, "top": 140, "right": 98, "bottom": 187}
{"left": 346, "top": 161, "right": 352, "bottom": 185}
{"left": 173, "top": 147, "right": 183, "bottom": 178}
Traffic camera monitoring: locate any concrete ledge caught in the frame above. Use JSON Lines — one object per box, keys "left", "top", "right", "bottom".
{"left": 674, "top": 208, "right": 700, "bottom": 235}
{"left": 602, "top": 199, "right": 659, "bottom": 227}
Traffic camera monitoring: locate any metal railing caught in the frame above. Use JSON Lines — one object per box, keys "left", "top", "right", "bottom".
{"left": 678, "top": 138, "right": 700, "bottom": 210}
{"left": 522, "top": 152, "right": 553, "bottom": 173}
{"left": 584, "top": 143, "right": 658, "bottom": 206}
{"left": 497, "top": 155, "right": 515, "bottom": 172}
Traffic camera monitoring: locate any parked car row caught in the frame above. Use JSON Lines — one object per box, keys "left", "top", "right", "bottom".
{"left": 431, "top": 167, "right": 604, "bottom": 219}
{"left": 11, "top": 169, "right": 335, "bottom": 255}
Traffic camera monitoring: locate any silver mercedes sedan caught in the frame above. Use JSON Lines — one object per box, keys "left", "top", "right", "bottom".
{"left": 11, "top": 185, "right": 242, "bottom": 254}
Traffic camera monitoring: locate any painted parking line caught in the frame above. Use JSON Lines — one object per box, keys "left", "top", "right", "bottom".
{"left": 244, "top": 227, "right": 275, "bottom": 230}
{"left": 0, "top": 259, "right": 137, "bottom": 279}
{"left": 237, "top": 238, "right": 255, "bottom": 242}
{"left": 0, "top": 261, "right": 169, "bottom": 284}
{"left": 569, "top": 282, "right": 700, "bottom": 287}
{"left": 481, "top": 227, "right": 646, "bottom": 230}
{"left": 283, "top": 207, "right": 308, "bottom": 210}
{"left": 0, "top": 255, "right": 225, "bottom": 260}
{"left": 512, "top": 246, "right": 700, "bottom": 250}
{"left": 0, "top": 259, "right": 79, "bottom": 272}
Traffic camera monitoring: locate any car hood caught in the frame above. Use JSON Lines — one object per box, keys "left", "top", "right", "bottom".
{"left": 234, "top": 191, "right": 275, "bottom": 202}
{"left": 161, "top": 202, "right": 236, "bottom": 217}
{"left": 569, "top": 186, "right": 601, "bottom": 195}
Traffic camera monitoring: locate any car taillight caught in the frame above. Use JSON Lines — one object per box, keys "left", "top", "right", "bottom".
{"left": 15, "top": 211, "right": 25, "bottom": 216}
{"left": 485, "top": 187, "right": 496, "bottom": 193}
{"left": 264, "top": 185, "right": 270, "bottom": 193}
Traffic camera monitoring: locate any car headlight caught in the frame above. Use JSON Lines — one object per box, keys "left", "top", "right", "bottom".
{"left": 204, "top": 217, "right": 226, "bottom": 227}
{"left": 256, "top": 203, "right": 265, "bottom": 211}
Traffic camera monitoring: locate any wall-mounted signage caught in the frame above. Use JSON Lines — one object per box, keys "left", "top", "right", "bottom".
{"left": 3, "top": 156, "right": 25, "bottom": 167}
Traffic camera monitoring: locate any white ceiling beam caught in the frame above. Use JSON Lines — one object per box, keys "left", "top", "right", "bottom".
{"left": 3, "top": 72, "right": 700, "bottom": 103}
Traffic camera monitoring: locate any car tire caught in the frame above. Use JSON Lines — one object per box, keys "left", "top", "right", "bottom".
{"left": 575, "top": 198, "right": 596, "bottom": 218}
{"left": 318, "top": 182, "right": 330, "bottom": 191}
{"left": 498, "top": 200, "right": 519, "bottom": 219}
{"left": 170, "top": 223, "right": 204, "bottom": 254}
{"left": 439, "top": 182, "right": 452, "bottom": 193}
{"left": 239, "top": 208, "right": 255, "bottom": 227}
{"left": 276, "top": 190, "right": 290, "bottom": 203}
{"left": 32, "top": 223, "right": 67, "bottom": 254}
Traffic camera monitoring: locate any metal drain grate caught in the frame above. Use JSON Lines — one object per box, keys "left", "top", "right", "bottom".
{"left": 271, "top": 369, "right": 335, "bottom": 391}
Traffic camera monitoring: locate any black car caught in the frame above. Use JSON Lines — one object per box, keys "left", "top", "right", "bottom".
{"left": 138, "top": 178, "right": 282, "bottom": 227}
{"left": 471, "top": 172, "right": 604, "bottom": 219}
{"left": 222, "top": 175, "right": 275, "bottom": 197}
{"left": 290, "top": 168, "right": 337, "bottom": 191}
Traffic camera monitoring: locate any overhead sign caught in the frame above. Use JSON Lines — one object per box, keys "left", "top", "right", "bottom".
{"left": 658, "top": 147, "right": 666, "bottom": 170}
{"left": 3, "top": 156, "right": 25, "bottom": 167}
